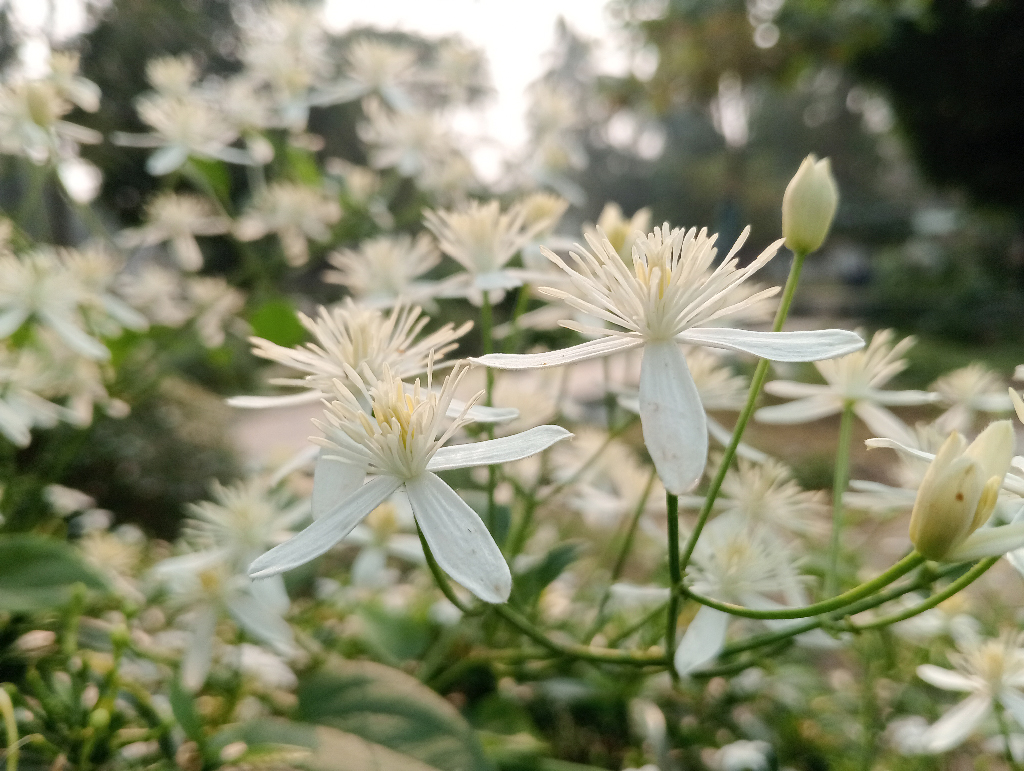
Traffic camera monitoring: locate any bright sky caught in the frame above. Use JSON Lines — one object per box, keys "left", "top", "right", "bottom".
{"left": 324, "top": 0, "right": 632, "bottom": 153}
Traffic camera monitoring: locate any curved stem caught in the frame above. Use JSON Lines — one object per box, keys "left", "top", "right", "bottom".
{"left": 682, "top": 551, "right": 925, "bottom": 620}
{"left": 678, "top": 249, "right": 808, "bottom": 573}
{"left": 492, "top": 604, "right": 666, "bottom": 667}
{"left": 0, "top": 688, "right": 19, "bottom": 771}
{"left": 825, "top": 401, "right": 856, "bottom": 597}
{"left": 849, "top": 557, "right": 998, "bottom": 631}
{"left": 416, "top": 524, "right": 475, "bottom": 615}
{"left": 665, "top": 493, "right": 681, "bottom": 677}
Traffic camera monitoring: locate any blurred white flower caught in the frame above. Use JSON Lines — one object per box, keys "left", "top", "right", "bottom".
{"left": 118, "top": 193, "right": 231, "bottom": 272}
{"left": 475, "top": 225, "right": 863, "bottom": 494}
{"left": 932, "top": 363, "right": 1012, "bottom": 433}
{"left": 915, "top": 631, "right": 1024, "bottom": 753}
{"left": 46, "top": 52, "right": 101, "bottom": 113}
{"left": 757, "top": 329, "right": 940, "bottom": 445}
{"left": 249, "top": 363, "right": 572, "bottom": 603}
{"left": 345, "top": 494, "right": 424, "bottom": 589}
{"left": 323, "top": 233, "right": 441, "bottom": 308}
{"left": 583, "top": 202, "right": 652, "bottom": 261}
{"left": 317, "top": 39, "right": 420, "bottom": 111}
{"left": 0, "top": 79, "right": 101, "bottom": 164}
{"left": 0, "top": 345, "right": 67, "bottom": 446}
{"left": 359, "top": 99, "right": 467, "bottom": 188}
{"left": 116, "top": 265, "right": 193, "bottom": 328}
{"left": 235, "top": 182, "right": 341, "bottom": 267}
{"left": 185, "top": 276, "right": 245, "bottom": 348}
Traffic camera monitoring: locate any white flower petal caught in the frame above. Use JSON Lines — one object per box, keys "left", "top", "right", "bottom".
{"left": 146, "top": 144, "right": 189, "bottom": 176}
{"left": 181, "top": 605, "right": 217, "bottom": 692}
{"left": 426, "top": 425, "right": 572, "bottom": 472}
{"left": 227, "top": 590, "right": 295, "bottom": 655}
{"left": 1000, "top": 689, "right": 1024, "bottom": 731}
{"left": 312, "top": 454, "right": 366, "bottom": 520}
{"left": 864, "top": 437, "right": 936, "bottom": 463}
{"left": 917, "top": 664, "right": 978, "bottom": 692}
{"left": 854, "top": 403, "right": 916, "bottom": 446}
{"left": 868, "top": 389, "right": 942, "bottom": 407}
{"left": 474, "top": 270, "right": 526, "bottom": 292}
{"left": 40, "top": 311, "right": 110, "bottom": 360}
{"left": 677, "top": 327, "right": 864, "bottom": 362}
{"left": 249, "top": 475, "right": 401, "bottom": 578}
{"left": 448, "top": 399, "right": 519, "bottom": 424}
{"left": 639, "top": 341, "right": 707, "bottom": 495}
{"left": 472, "top": 336, "right": 643, "bottom": 370}
{"left": 674, "top": 605, "right": 729, "bottom": 676}
{"left": 763, "top": 380, "right": 831, "bottom": 399}
{"left": 918, "top": 694, "right": 992, "bottom": 753}
{"left": 945, "top": 523, "right": 1024, "bottom": 562}
{"left": 250, "top": 573, "right": 291, "bottom": 614}
{"left": 755, "top": 396, "right": 841, "bottom": 425}
{"left": 227, "top": 391, "right": 323, "bottom": 409}
{"left": 405, "top": 472, "right": 511, "bottom": 603}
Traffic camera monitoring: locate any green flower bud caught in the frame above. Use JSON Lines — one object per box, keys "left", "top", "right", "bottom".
{"left": 909, "top": 421, "right": 1014, "bottom": 560}
{"left": 782, "top": 155, "right": 839, "bottom": 254}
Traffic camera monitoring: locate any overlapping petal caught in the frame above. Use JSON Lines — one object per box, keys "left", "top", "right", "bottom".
{"left": 427, "top": 425, "right": 572, "bottom": 472}
{"left": 677, "top": 327, "right": 864, "bottom": 362}
{"left": 674, "top": 605, "right": 729, "bottom": 676}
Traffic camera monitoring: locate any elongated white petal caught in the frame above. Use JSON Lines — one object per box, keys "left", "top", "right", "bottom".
{"left": 918, "top": 694, "right": 991, "bottom": 753}
{"left": 944, "top": 523, "right": 1024, "bottom": 562}
{"left": 427, "top": 425, "right": 572, "bottom": 472}
{"left": 1000, "top": 689, "right": 1024, "bottom": 730}
{"left": 181, "top": 605, "right": 217, "bottom": 692}
{"left": 249, "top": 476, "right": 400, "bottom": 578}
{"left": 227, "top": 391, "right": 323, "bottom": 409}
{"left": 917, "top": 664, "right": 977, "bottom": 692}
{"left": 763, "top": 380, "right": 831, "bottom": 399}
{"left": 868, "top": 388, "right": 942, "bottom": 407}
{"left": 227, "top": 591, "right": 295, "bottom": 655}
{"left": 755, "top": 396, "right": 841, "bottom": 425}
{"left": 249, "top": 573, "right": 291, "bottom": 614}
{"left": 41, "top": 312, "right": 110, "bottom": 360}
{"left": 674, "top": 605, "right": 729, "bottom": 676}
{"left": 864, "top": 437, "right": 936, "bottom": 463}
{"left": 147, "top": 144, "right": 189, "bottom": 176}
{"left": 677, "top": 327, "right": 864, "bottom": 362}
{"left": 450, "top": 400, "right": 519, "bottom": 424}
{"left": 472, "top": 336, "right": 643, "bottom": 370}
{"left": 639, "top": 342, "right": 707, "bottom": 494}
{"left": 706, "top": 415, "right": 770, "bottom": 463}
{"left": 312, "top": 455, "right": 366, "bottom": 519}
{"left": 405, "top": 472, "right": 511, "bottom": 603}
{"left": 854, "top": 403, "right": 916, "bottom": 446}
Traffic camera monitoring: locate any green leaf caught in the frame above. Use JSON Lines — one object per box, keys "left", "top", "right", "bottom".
{"left": 184, "top": 157, "right": 232, "bottom": 206}
{"left": 248, "top": 298, "right": 307, "bottom": 347}
{"left": 285, "top": 146, "right": 323, "bottom": 187}
{"left": 212, "top": 719, "right": 446, "bottom": 771}
{"left": 169, "top": 677, "right": 204, "bottom": 744}
{"left": 0, "top": 535, "right": 108, "bottom": 612}
{"left": 297, "top": 658, "right": 492, "bottom": 771}
{"left": 358, "top": 605, "right": 433, "bottom": 663}
{"left": 509, "top": 541, "right": 585, "bottom": 608}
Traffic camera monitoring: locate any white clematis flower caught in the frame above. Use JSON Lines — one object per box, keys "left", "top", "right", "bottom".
{"left": 323, "top": 233, "right": 441, "bottom": 308}
{"left": 915, "top": 632, "right": 1024, "bottom": 753}
{"left": 931, "top": 363, "right": 1013, "bottom": 433}
{"left": 118, "top": 193, "right": 231, "bottom": 272}
{"left": 756, "top": 328, "right": 940, "bottom": 445}
{"left": 472, "top": 224, "right": 864, "bottom": 494}
{"left": 248, "top": 362, "right": 572, "bottom": 603}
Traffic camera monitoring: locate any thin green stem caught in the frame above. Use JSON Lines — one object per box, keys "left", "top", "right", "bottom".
{"left": 504, "top": 283, "right": 531, "bottom": 354}
{"left": 481, "top": 290, "right": 497, "bottom": 531}
{"left": 681, "top": 551, "right": 924, "bottom": 620}
{"left": 849, "top": 558, "right": 998, "bottom": 631}
{"left": 665, "top": 492, "right": 681, "bottom": 678}
{"left": 0, "top": 688, "right": 19, "bottom": 771}
{"left": 416, "top": 525, "right": 475, "bottom": 615}
{"left": 826, "top": 401, "right": 856, "bottom": 597}
{"left": 492, "top": 604, "right": 666, "bottom": 667}
{"left": 606, "top": 601, "right": 669, "bottom": 647}
{"left": 678, "top": 249, "right": 808, "bottom": 573}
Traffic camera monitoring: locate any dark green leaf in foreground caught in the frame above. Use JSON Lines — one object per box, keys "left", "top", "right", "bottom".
{"left": 297, "top": 658, "right": 492, "bottom": 771}
{"left": 0, "top": 535, "right": 108, "bottom": 612}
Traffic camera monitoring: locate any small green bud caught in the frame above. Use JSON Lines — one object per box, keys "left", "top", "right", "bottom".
{"left": 89, "top": 707, "right": 110, "bottom": 730}
{"left": 782, "top": 155, "right": 839, "bottom": 254}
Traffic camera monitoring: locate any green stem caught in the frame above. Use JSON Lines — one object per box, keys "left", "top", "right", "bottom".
{"left": 681, "top": 551, "right": 924, "bottom": 620}
{"left": 606, "top": 601, "right": 669, "bottom": 647}
{"left": 0, "top": 687, "right": 19, "bottom": 771}
{"left": 505, "top": 496, "right": 536, "bottom": 559}
{"left": 849, "top": 558, "right": 998, "bottom": 631}
{"left": 825, "top": 401, "right": 856, "bottom": 597}
{"left": 492, "top": 604, "right": 666, "bottom": 667}
{"left": 417, "top": 525, "right": 475, "bottom": 615}
{"left": 504, "top": 283, "right": 531, "bottom": 354}
{"left": 677, "top": 249, "right": 808, "bottom": 573}
{"left": 665, "top": 492, "right": 681, "bottom": 678}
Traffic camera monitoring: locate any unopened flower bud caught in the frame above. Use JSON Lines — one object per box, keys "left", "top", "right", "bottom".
{"left": 782, "top": 155, "right": 839, "bottom": 254}
{"left": 909, "top": 421, "right": 1014, "bottom": 559}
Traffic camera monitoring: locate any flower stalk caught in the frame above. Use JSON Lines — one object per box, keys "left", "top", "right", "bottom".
{"left": 825, "top": 400, "right": 856, "bottom": 597}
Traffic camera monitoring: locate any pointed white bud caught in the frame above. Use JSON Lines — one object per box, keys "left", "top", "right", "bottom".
{"left": 782, "top": 155, "right": 839, "bottom": 254}
{"left": 909, "top": 421, "right": 1014, "bottom": 560}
